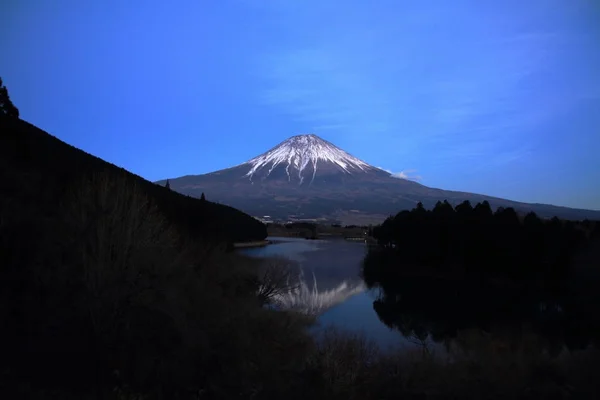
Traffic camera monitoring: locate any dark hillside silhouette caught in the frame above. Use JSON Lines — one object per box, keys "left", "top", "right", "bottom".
{"left": 0, "top": 117, "right": 307, "bottom": 398}
{"left": 0, "top": 118, "right": 266, "bottom": 243}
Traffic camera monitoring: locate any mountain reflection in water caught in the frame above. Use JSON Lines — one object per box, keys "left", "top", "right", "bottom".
{"left": 241, "top": 237, "right": 367, "bottom": 316}
{"left": 269, "top": 269, "right": 365, "bottom": 315}
{"left": 242, "top": 236, "right": 600, "bottom": 354}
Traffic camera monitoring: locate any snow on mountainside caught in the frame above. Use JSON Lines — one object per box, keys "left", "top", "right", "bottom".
{"left": 158, "top": 133, "right": 600, "bottom": 223}
{"left": 242, "top": 134, "right": 383, "bottom": 184}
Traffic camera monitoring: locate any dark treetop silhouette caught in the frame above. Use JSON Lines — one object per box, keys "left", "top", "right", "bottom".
{"left": 0, "top": 76, "right": 20, "bottom": 119}
{"left": 367, "top": 200, "right": 596, "bottom": 283}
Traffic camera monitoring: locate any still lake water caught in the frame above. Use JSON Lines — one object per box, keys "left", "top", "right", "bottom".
{"left": 241, "top": 236, "right": 600, "bottom": 357}
{"left": 240, "top": 236, "right": 418, "bottom": 351}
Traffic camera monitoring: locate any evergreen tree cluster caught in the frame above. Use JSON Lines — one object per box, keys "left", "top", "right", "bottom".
{"left": 372, "top": 200, "right": 594, "bottom": 281}
{"left": 0, "top": 77, "right": 19, "bottom": 118}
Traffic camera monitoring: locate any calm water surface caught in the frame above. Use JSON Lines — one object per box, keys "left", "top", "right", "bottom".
{"left": 240, "top": 236, "right": 417, "bottom": 350}
{"left": 243, "top": 236, "right": 600, "bottom": 356}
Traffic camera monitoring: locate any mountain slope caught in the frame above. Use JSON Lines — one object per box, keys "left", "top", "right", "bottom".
{"left": 160, "top": 133, "right": 600, "bottom": 223}
{"left": 241, "top": 134, "right": 385, "bottom": 184}
{"left": 0, "top": 117, "right": 266, "bottom": 243}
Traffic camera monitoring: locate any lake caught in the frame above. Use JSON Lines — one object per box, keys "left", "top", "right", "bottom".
{"left": 240, "top": 236, "right": 600, "bottom": 355}
{"left": 240, "top": 236, "right": 432, "bottom": 351}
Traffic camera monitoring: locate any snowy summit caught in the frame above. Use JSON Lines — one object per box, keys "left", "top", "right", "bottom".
{"left": 161, "top": 133, "right": 600, "bottom": 222}
{"left": 243, "top": 134, "right": 378, "bottom": 184}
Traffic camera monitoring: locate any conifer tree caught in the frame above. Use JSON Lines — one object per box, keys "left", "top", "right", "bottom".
{"left": 0, "top": 77, "right": 20, "bottom": 118}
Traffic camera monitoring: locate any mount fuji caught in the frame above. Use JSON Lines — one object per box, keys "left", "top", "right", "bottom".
{"left": 239, "top": 134, "right": 391, "bottom": 186}
{"left": 158, "top": 134, "right": 600, "bottom": 224}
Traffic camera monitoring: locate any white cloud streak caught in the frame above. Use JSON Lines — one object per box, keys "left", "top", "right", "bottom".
{"left": 378, "top": 167, "right": 422, "bottom": 181}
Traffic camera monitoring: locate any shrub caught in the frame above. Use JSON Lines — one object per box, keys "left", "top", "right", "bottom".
{"left": 253, "top": 256, "right": 301, "bottom": 306}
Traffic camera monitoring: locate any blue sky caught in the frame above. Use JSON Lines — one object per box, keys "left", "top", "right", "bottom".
{"left": 2, "top": 0, "right": 600, "bottom": 210}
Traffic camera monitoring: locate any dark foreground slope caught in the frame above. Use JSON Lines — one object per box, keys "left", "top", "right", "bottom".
{"left": 1, "top": 117, "right": 310, "bottom": 398}
{"left": 0, "top": 118, "right": 266, "bottom": 243}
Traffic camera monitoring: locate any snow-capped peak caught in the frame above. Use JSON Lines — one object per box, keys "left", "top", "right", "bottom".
{"left": 243, "top": 134, "right": 376, "bottom": 184}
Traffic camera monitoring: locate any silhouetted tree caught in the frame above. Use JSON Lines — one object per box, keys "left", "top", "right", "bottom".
{"left": 414, "top": 201, "right": 426, "bottom": 215}
{"left": 455, "top": 200, "right": 473, "bottom": 216}
{"left": 473, "top": 200, "right": 493, "bottom": 220}
{"left": 369, "top": 199, "right": 588, "bottom": 283}
{"left": 0, "top": 77, "right": 19, "bottom": 118}
{"left": 593, "top": 221, "right": 600, "bottom": 238}
{"left": 200, "top": 192, "right": 206, "bottom": 201}
{"left": 165, "top": 179, "right": 171, "bottom": 190}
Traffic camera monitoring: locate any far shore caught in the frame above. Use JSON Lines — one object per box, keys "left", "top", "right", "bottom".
{"left": 233, "top": 240, "right": 271, "bottom": 249}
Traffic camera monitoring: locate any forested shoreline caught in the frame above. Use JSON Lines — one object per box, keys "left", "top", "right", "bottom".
{"left": 369, "top": 200, "right": 599, "bottom": 284}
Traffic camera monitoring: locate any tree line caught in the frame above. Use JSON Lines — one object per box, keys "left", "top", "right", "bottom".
{"left": 371, "top": 200, "right": 599, "bottom": 282}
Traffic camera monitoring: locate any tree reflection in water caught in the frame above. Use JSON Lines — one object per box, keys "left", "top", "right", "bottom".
{"left": 362, "top": 250, "right": 600, "bottom": 358}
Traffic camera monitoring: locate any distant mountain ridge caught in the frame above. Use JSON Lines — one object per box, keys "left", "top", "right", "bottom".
{"left": 160, "top": 133, "right": 600, "bottom": 223}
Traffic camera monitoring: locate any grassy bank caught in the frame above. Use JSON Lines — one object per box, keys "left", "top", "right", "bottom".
{"left": 267, "top": 222, "right": 369, "bottom": 240}
{"left": 233, "top": 240, "right": 271, "bottom": 249}
{"left": 309, "top": 327, "right": 600, "bottom": 400}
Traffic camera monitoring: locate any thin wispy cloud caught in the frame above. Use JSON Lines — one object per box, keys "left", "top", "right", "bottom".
{"left": 251, "top": 0, "right": 599, "bottom": 179}
{"left": 378, "top": 167, "right": 422, "bottom": 182}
